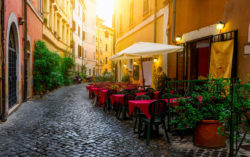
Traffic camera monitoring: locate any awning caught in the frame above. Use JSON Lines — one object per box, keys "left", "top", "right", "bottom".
{"left": 110, "top": 42, "right": 183, "bottom": 61}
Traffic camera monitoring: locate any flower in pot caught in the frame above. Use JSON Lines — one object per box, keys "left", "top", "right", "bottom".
{"left": 171, "top": 78, "right": 231, "bottom": 148}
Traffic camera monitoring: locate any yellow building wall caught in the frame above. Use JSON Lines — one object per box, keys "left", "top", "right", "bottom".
{"left": 42, "top": 0, "right": 72, "bottom": 57}
{"left": 96, "top": 17, "right": 114, "bottom": 76}
{"left": 115, "top": 0, "right": 168, "bottom": 87}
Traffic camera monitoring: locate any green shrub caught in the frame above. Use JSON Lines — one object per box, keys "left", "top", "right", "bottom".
{"left": 61, "top": 57, "right": 75, "bottom": 85}
{"left": 121, "top": 74, "right": 130, "bottom": 82}
{"left": 33, "top": 41, "right": 75, "bottom": 94}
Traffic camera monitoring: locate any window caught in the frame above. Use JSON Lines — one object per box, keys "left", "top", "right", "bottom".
{"left": 143, "top": 0, "right": 149, "bottom": 15}
{"left": 129, "top": 1, "right": 134, "bottom": 25}
{"left": 78, "top": 26, "right": 80, "bottom": 37}
{"left": 72, "top": 21, "right": 76, "bottom": 32}
{"left": 93, "top": 68, "right": 95, "bottom": 76}
{"left": 78, "top": 6, "right": 80, "bottom": 16}
{"left": 78, "top": 45, "right": 81, "bottom": 58}
{"left": 82, "top": 12, "right": 85, "bottom": 22}
{"left": 82, "top": 31, "right": 85, "bottom": 41}
{"left": 119, "top": 14, "right": 122, "bottom": 34}
{"left": 39, "top": 0, "right": 43, "bottom": 15}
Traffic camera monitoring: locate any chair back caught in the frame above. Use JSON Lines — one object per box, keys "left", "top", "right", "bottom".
{"left": 149, "top": 100, "right": 167, "bottom": 118}
{"left": 107, "top": 89, "right": 117, "bottom": 102}
{"left": 130, "top": 89, "right": 140, "bottom": 94}
{"left": 124, "top": 93, "right": 136, "bottom": 106}
{"left": 161, "top": 93, "right": 180, "bottom": 99}
{"left": 146, "top": 88, "right": 155, "bottom": 93}
{"left": 145, "top": 92, "right": 154, "bottom": 99}
{"left": 135, "top": 95, "right": 151, "bottom": 100}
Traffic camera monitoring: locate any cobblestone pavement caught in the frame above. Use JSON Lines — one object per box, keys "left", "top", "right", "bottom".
{"left": 0, "top": 84, "right": 249, "bottom": 157}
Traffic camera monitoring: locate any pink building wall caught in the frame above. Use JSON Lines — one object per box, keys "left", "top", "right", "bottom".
{"left": 3, "top": 0, "right": 42, "bottom": 115}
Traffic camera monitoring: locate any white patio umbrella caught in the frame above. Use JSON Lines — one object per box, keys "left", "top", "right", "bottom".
{"left": 110, "top": 42, "right": 183, "bottom": 87}
{"left": 110, "top": 42, "right": 183, "bottom": 61}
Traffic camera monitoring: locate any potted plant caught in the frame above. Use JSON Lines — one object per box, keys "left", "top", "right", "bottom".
{"left": 171, "top": 78, "right": 231, "bottom": 148}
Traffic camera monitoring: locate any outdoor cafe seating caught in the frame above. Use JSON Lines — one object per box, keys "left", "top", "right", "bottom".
{"left": 85, "top": 82, "right": 185, "bottom": 145}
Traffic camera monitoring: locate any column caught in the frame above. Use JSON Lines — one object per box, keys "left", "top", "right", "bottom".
{"left": 54, "top": 12, "right": 57, "bottom": 34}
{"left": 59, "top": 17, "right": 62, "bottom": 38}
{"left": 51, "top": 6, "right": 54, "bottom": 31}
{"left": 64, "top": 22, "right": 67, "bottom": 43}
{"left": 68, "top": 27, "right": 71, "bottom": 46}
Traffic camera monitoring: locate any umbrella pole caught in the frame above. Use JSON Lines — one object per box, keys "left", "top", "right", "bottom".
{"left": 141, "top": 56, "right": 145, "bottom": 90}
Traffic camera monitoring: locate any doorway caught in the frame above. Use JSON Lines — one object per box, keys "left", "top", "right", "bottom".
{"left": 8, "top": 24, "right": 18, "bottom": 109}
{"left": 143, "top": 61, "right": 152, "bottom": 86}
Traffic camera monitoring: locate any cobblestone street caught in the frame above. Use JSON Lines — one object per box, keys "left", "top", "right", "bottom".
{"left": 0, "top": 84, "right": 249, "bottom": 157}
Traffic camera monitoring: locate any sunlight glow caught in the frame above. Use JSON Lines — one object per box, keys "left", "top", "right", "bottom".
{"left": 96, "top": 0, "right": 115, "bottom": 27}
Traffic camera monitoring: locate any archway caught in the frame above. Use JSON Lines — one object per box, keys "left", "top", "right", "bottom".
{"left": 8, "top": 24, "right": 18, "bottom": 109}
{"left": 6, "top": 12, "right": 21, "bottom": 112}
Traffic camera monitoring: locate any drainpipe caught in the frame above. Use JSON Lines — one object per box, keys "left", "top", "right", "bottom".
{"left": 172, "top": 0, "right": 176, "bottom": 44}
{"left": 23, "top": 0, "right": 27, "bottom": 101}
{"left": 154, "top": 0, "right": 157, "bottom": 43}
{"left": 1, "top": 0, "right": 6, "bottom": 121}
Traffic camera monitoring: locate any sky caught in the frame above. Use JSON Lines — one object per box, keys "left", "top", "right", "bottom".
{"left": 96, "top": 0, "right": 115, "bottom": 28}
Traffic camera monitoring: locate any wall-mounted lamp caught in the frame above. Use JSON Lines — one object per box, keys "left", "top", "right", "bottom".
{"left": 133, "top": 61, "right": 137, "bottom": 65}
{"left": 153, "top": 58, "right": 158, "bottom": 63}
{"left": 216, "top": 21, "right": 225, "bottom": 31}
{"left": 123, "top": 64, "right": 127, "bottom": 68}
{"left": 175, "top": 35, "right": 182, "bottom": 42}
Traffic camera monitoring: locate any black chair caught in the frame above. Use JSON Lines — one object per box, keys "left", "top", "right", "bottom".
{"left": 161, "top": 93, "right": 180, "bottom": 132}
{"left": 105, "top": 89, "right": 117, "bottom": 112}
{"left": 139, "top": 100, "right": 170, "bottom": 145}
{"left": 145, "top": 88, "right": 155, "bottom": 93}
{"left": 145, "top": 92, "right": 154, "bottom": 99}
{"left": 133, "top": 95, "right": 151, "bottom": 133}
{"left": 117, "top": 93, "right": 136, "bottom": 120}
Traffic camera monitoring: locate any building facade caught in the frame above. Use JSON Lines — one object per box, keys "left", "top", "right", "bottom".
{"left": 96, "top": 16, "right": 114, "bottom": 76}
{"left": 167, "top": 0, "right": 250, "bottom": 84}
{"left": 114, "top": 0, "right": 169, "bottom": 87}
{"left": 72, "top": 0, "right": 86, "bottom": 72}
{"left": 83, "top": 0, "right": 96, "bottom": 76}
{"left": 1, "top": 0, "right": 43, "bottom": 119}
{"left": 113, "top": 0, "right": 250, "bottom": 87}
{"left": 42, "top": 0, "right": 73, "bottom": 58}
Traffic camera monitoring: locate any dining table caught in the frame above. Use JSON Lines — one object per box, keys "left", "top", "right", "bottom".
{"left": 110, "top": 92, "right": 151, "bottom": 106}
{"left": 99, "top": 89, "right": 108, "bottom": 108}
{"left": 128, "top": 98, "right": 178, "bottom": 119}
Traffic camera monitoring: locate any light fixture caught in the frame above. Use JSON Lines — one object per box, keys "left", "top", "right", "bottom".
{"left": 216, "top": 21, "right": 225, "bottom": 31}
{"left": 123, "top": 64, "right": 127, "bottom": 68}
{"left": 133, "top": 61, "right": 137, "bottom": 65}
{"left": 153, "top": 58, "right": 158, "bottom": 63}
{"left": 176, "top": 35, "right": 182, "bottom": 42}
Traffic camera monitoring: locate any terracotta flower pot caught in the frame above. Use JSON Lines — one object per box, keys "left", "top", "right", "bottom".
{"left": 194, "top": 120, "right": 226, "bottom": 148}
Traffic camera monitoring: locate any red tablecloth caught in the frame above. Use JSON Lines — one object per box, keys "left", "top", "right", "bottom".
{"left": 154, "top": 91, "right": 160, "bottom": 99}
{"left": 92, "top": 88, "right": 102, "bottom": 96}
{"left": 110, "top": 92, "right": 154, "bottom": 106}
{"left": 110, "top": 94, "right": 125, "bottom": 106}
{"left": 128, "top": 99, "right": 178, "bottom": 119}
{"left": 86, "top": 85, "right": 94, "bottom": 90}
{"left": 99, "top": 89, "right": 108, "bottom": 108}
